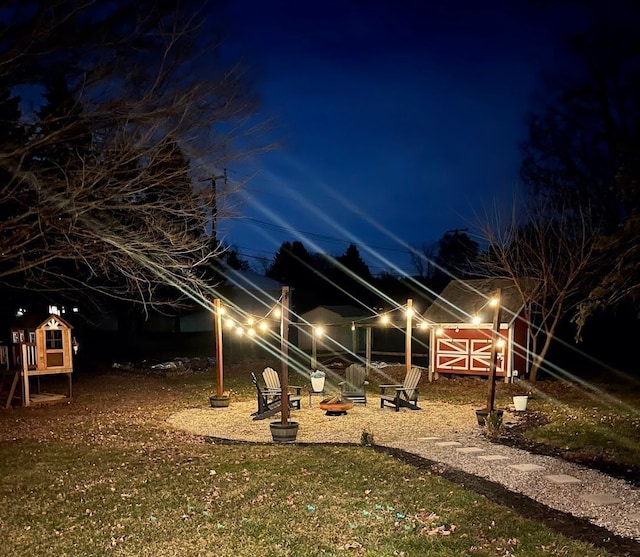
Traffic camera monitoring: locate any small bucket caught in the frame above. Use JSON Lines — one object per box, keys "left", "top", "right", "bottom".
{"left": 513, "top": 395, "right": 528, "bottom": 412}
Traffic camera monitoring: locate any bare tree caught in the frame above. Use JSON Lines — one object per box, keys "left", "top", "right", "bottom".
{"left": 0, "top": 1, "right": 265, "bottom": 312}
{"left": 476, "top": 197, "right": 601, "bottom": 383}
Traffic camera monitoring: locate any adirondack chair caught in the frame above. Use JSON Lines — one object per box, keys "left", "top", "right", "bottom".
{"left": 339, "top": 363, "right": 368, "bottom": 404}
{"left": 262, "top": 367, "right": 303, "bottom": 399}
{"left": 250, "top": 371, "right": 302, "bottom": 421}
{"left": 380, "top": 367, "right": 422, "bottom": 411}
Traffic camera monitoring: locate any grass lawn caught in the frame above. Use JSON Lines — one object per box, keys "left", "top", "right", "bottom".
{"left": 0, "top": 363, "right": 637, "bottom": 556}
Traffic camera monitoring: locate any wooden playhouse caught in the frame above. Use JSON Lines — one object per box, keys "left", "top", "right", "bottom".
{"left": 0, "top": 314, "right": 75, "bottom": 407}
{"left": 423, "top": 278, "right": 530, "bottom": 381}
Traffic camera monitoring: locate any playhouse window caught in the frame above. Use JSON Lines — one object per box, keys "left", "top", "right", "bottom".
{"left": 46, "top": 330, "right": 63, "bottom": 350}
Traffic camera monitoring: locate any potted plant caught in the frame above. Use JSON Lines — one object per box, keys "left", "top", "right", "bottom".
{"left": 475, "top": 407, "right": 504, "bottom": 426}
{"left": 310, "top": 369, "right": 326, "bottom": 393}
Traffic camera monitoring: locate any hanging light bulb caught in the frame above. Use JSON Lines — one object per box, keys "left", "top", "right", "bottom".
{"left": 248, "top": 328, "right": 256, "bottom": 337}
{"left": 273, "top": 308, "right": 281, "bottom": 318}
{"left": 435, "top": 327, "right": 444, "bottom": 336}
{"left": 225, "top": 318, "right": 235, "bottom": 328}
{"left": 351, "top": 321, "right": 355, "bottom": 331}
{"left": 259, "top": 321, "right": 268, "bottom": 332}
{"left": 314, "top": 326, "right": 324, "bottom": 337}
{"left": 471, "top": 315, "right": 481, "bottom": 325}
{"left": 380, "top": 314, "right": 389, "bottom": 325}
{"left": 419, "top": 321, "right": 428, "bottom": 330}
{"left": 235, "top": 327, "right": 244, "bottom": 336}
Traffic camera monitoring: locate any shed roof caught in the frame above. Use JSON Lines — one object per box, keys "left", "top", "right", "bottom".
{"left": 423, "top": 278, "right": 529, "bottom": 325}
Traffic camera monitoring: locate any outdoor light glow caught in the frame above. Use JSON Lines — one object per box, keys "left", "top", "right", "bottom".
{"left": 496, "top": 338, "right": 506, "bottom": 348}
{"left": 314, "top": 326, "right": 324, "bottom": 337}
{"left": 273, "top": 308, "right": 281, "bottom": 318}
{"left": 436, "top": 328, "right": 444, "bottom": 336}
{"left": 472, "top": 315, "right": 481, "bottom": 324}
{"left": 380, "top": 314, "right": 390, "bottom": 324}
{"left": 225, "top": 318, "right": 235, "bottom": 328}
{"left": 235, "top": 327, "right": 244, "bottom": 336}
{"left": 218, "top": 306, "right": 225, "bottom": 315}
{"left": 247, "top": 317, "right": 254, "bottom": 325}
{"left": 406, "top": 308, "right": 414, "bottom": 317}
{"left": 248, "top": 328, "right": 255, "bottom": 336}
{"left": 351, "top": 322, "right": 355, "bottom": 331}
{"left": 259, "top": 322, "right": 268, "bottom": 331}
{"left": 419, "top": 322, "right": 428, "bottom": 330}
{"left": 489, "top": 297, "right": 499, "bottom": 307}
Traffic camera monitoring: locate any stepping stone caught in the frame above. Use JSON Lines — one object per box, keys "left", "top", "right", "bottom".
{"left": 580, "top": 494, "right": 622, "bottom": 505}
{"left": 435, "top": 441, "right": 462, "bottom": 447}
{"left": 544, "top": 474, "right": 581, "bottom": 484}
{"left": 478, "top": 455, "right": 510, "bottom": 461}
{"left": 508, "top": 463, "right": 545, "bottom": 472}
{"left": 417, "top": 437, "right": 441, "bottom": 441}
{"left": 456, "top": 447, "right": 485, "bottom": 454}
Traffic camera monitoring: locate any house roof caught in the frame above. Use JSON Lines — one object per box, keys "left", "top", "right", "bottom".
{"left": 12, "top": 313, "right": 73, "bottom": 330}
{"left": 223, "top": 269, "right": 284, "bottom": 292}
{"left": 300, "top": 305, "right": 374, "bottom": 324}
{"left": 422, "top": 278, "right": 529, "bottom": 325}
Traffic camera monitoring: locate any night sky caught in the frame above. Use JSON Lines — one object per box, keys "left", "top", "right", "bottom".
{"left": 219, "top": 0, "right": 591, "bottom": 275}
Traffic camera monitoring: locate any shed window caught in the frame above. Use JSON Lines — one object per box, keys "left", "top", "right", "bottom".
{"left": 46, "top": 330, "right": 63, "bottom": 350}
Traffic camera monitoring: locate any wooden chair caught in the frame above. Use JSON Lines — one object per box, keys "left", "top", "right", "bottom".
{"left": 380, "top": 367, "right": 422, "bottom": 411}
{"left": 250, "top": 372, "right": 301, "bottom": 421}
{"left": 262, "top": 367, "right": 303, "bottom": 398}
{"left": 339, "top": 363, "right": 368, "bottom": 404}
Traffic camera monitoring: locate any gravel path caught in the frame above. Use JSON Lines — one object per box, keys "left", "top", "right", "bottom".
{"left": 167, "top": 397, "right": 640, "bottom": 542}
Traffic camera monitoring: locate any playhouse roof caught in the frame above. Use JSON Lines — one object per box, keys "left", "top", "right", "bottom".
{"left": 422, "top": 278, "right": 529, "bottom": 325}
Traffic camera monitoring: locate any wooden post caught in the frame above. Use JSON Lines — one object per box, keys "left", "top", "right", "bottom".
{"left": 351, "top": 322, "right": 356, "bottom": 353}
{"left": 21, "top": 343, "right": 30, "bottom": 407}
{"left": 213, "top": 298, "right": 224, "bottom": 397}
{"left": 365, "top": 326, "right": 372, "bottom": 377}
{"left": 280, "top": 286, "right": 290, "bottom": 425}
{"left": 486, "top": 288, "right": 502, "bottom": 412}
{"left": 405, "top": 299, "right": 413, "bottom": 374}
{"left": 311, "top": 329, "right": 317, "bottom": 369}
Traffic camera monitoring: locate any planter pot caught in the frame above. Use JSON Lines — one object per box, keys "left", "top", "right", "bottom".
{"left": 209, "top": 395, "right": 231, "bottom": 408}
{"left": 475, "top": 408, "right": 504, "bottom": 426}
{"left": 513, "top": 395, "right": 528, "bottom": 412}
{"left": 310, "top": 371, "right": 326, "bottom": 393}
{"left": 270, "top": 421, "right": 299, "bottom": 443}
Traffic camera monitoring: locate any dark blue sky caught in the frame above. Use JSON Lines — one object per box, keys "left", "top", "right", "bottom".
{"left": 219, "top": 0, "right": 589, "bottom": 275}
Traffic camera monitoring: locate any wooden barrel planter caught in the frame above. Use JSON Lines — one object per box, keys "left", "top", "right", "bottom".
{"left": 270, "top": 421, "right": 299, "bottom": 443}
{"left": 209, "top": 395, "right": 231, "bottom": 408}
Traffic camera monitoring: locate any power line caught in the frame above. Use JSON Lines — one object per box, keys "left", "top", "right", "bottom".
{"left": 235, "top": 217, "right": 415, "bottom": 256}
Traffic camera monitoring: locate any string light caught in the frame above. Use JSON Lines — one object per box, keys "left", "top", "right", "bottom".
{"left": 435, "top": 327, "right": 444, "bottom": 336}
{"left": 314, "top": 326, "right": 324, "bottom": 337}
{"left": 472, "top": 315, "right": 481, "bottom": 325}
{"left": 380, "top": 314, "right": 390, "bottom": 325}
{"left": 259, "top": 322, "right": 268, "bottom": 331}
{"left": 419, "top": 322, "right": 428, "bottom": 330}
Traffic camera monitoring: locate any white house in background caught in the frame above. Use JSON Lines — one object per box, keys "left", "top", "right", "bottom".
{"left": 298, "top": 305, "right": 374, "bottom": 353}
{"left": 180, "top": 270, "right": 285, "bottom": 332}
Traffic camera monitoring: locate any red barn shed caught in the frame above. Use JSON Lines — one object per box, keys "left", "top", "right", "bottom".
{"left": 423, "top": 279, "right": 530, "bottom": 381}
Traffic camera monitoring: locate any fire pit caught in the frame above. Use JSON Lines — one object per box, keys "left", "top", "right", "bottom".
{"left": 319, "top": 396, "right": 354, "bottom": 416}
